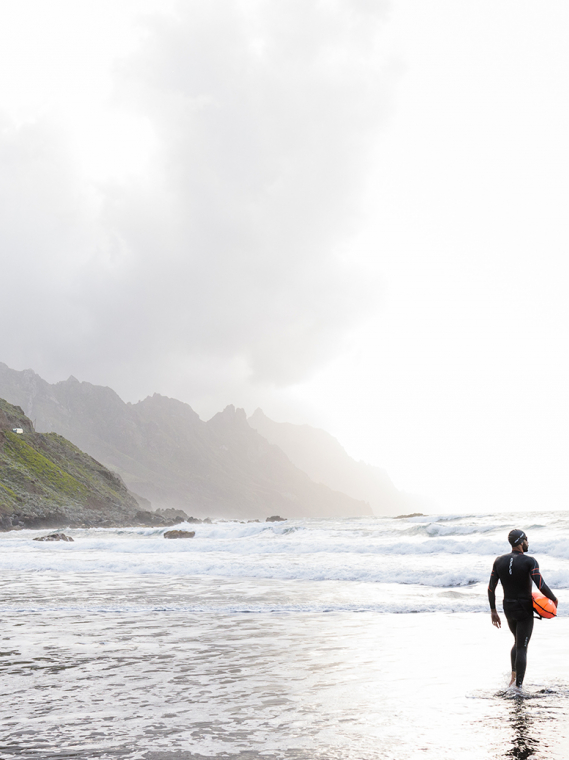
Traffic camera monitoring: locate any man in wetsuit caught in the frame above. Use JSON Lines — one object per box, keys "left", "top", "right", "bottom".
{"left": 488, "top": 529, "right": 557, "bottom": 688}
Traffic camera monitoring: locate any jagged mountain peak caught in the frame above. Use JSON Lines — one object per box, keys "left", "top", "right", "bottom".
{"left": 0, "top": 362, "right": 371, "bottom": 519}
{"left": 210, "top": 405, "right": 247, "bottom": 423}
{"left": 135, "top": 393, "right": 201, "bottom": 425}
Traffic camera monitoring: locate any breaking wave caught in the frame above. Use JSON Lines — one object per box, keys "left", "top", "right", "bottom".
{"left": 1, "top": 511, "right": 568, "bottom": 597}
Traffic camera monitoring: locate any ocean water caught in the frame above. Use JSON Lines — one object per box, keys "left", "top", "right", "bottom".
{"left": 1, "top": 511, "right": 568, "bottom": 759}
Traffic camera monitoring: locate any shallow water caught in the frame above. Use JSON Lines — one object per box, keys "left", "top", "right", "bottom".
{"left": 1, "top": 513, "right": 568, "bottom": 758}
{"left": 1, "top": 577, "right": 568, "bottom": 759}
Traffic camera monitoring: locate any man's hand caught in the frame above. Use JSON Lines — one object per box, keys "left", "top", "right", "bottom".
{"left": 491, "top": 610, "right": 501, "bottom": 628}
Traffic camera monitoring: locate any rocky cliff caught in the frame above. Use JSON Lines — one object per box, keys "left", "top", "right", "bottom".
{"left": 0, "top": 398, "right": 140, "bottom": 529}
{"left": 0, "top": 364, "right": 371, "bottom": 519}
{"left": 248, "top": 408, "right": 416, "bottom": 516}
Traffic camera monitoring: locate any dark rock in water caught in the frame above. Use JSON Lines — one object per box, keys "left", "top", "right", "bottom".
{"left": 134, "top": 510, "right": 162, "bottom": 526}
{"left": 133, "top": 509, "right": 206, "bottom": 532}
{"left": 248, "top": 519, "right": 260, "bottom": 523}
{"left": 155, "top": 507, "right": 190, "bottom": 523}
{"left": 203, "top": 517, "right": 212, "bottom": 524}
{"left": 266, "top": 515, "right": 286, "bottom": 522}
{"left": 394, "top": 512, "right": 425, "bottom": 519}
{"left": 163, "top": 530, "right": 195, "bottom": 539}
{"left": 133, "top": 510, "right": 188, "bottom": 527}
{"left": 33, "top": 532, "right": 74, "bottom": 542}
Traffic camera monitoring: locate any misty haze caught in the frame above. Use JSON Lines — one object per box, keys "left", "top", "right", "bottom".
{"left": 1, "top": 2, "right": 569, "bottom": 759}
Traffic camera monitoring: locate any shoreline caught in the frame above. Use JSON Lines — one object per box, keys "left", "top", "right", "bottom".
{"left": 0, "top": 510, "right": 289, "bottom": 533}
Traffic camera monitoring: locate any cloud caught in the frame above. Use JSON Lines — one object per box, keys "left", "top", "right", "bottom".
{"left": 0, "top": 1, "right": 392, "bottom": 405}
{"left": 0, "top": 115, "right": 101, "bottom": 365}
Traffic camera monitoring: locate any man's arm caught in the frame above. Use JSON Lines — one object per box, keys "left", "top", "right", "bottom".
{"left": 488, "top": 560, "right": 501, "bottom": 627}
{"left": 531, "top": 559, "right": 558, "bottom": 606}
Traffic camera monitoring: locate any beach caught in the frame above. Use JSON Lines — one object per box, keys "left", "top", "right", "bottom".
{"left": 1, "top": 514, "right": 568, "bottom": 759}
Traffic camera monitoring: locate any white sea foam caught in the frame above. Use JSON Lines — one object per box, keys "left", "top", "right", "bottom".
{"left": 3, "top": 512, "right": 569, "bottom": 760}
{"left": 1, "top": 512, "right": 568, "bottom": 595}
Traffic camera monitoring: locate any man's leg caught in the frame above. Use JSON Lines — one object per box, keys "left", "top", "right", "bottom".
{"left": 506, "top": 617, "right": 518, "bottom": 686}
{"left": 507, "top": 615, "right": 534, "bottom": 687}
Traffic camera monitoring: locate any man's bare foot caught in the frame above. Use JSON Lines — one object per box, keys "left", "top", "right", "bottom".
{"left": 509, "top": 672, "right": 516, "bottom": 687}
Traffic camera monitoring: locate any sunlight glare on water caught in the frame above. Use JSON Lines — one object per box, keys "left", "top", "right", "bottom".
{"left": 1, "top": 513, "right": 569, "bottom": 758}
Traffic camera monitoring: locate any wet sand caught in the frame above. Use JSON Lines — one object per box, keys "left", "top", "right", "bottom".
{"left": 1, "top": 574, "right": 568, "bottom": 759}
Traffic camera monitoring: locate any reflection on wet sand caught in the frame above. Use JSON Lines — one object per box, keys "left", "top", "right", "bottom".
{"left": 505, "top": 700, "right": 539, "bottom": 760}
{"left": 1, "top": 571, "right": 568, "bottom": 760}
{"left": 493, "top": 686, "right": 569, "bottom": 760}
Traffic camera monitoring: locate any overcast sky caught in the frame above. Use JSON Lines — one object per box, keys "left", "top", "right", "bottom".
{"left": 1, "top": 0, "right": 568, "bottom": 514}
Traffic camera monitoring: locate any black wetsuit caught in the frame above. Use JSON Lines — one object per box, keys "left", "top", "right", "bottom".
{"left": 488, "top": 552, "right": 557, "bottom": 687}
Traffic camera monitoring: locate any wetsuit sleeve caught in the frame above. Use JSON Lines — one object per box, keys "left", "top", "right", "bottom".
{"left": 530, "top": 559, "right": 557, "bottom": 603}
{"left": 488, "top": 560, "right": 499, "bottom": 610}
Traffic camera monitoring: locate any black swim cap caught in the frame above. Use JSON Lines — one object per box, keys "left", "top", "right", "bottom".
{"left": 508, "top": 529, "right": 527, "bottom": 547}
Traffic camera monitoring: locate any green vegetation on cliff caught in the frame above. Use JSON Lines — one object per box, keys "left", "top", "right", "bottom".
{"left": 0, "top": 398, "right": 139, "bottom": 529}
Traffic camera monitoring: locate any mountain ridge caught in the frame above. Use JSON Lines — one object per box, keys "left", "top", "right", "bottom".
{"left": 0, "top": 363, "right": 371, "bottom": 519}
{"left": 248, "top": 408, "right": 417, "bottom": 516}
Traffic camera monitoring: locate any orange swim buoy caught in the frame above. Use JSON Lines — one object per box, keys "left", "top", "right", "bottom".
{"left": 532, "top": 591, "right": 557, "bottom": 619}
